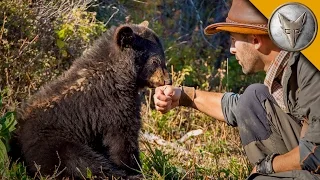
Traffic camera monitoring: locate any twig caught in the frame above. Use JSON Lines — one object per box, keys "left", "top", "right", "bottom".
{"left": 35, "top": 0, "right": 92, "bottom": 21}
{"left": 0, "top": 13, "right": 7, "bottom": 41}
{"left": 33, "top": 162, "right": 43, "bottom": 179}
{"left": 52, "top": 152, "right": 67, "bottom": 178}
{"left": 188, "top": 0, "right": 214, "bottom": 48}
{"left": 76, "top": 167, "right": 87, "bottom": 180}
{"left": 141, "top": 130, "right": 204, "bottom": 154}
{"left": 132, "top": 0, "right": 147, "bottom": 4}
{"left": 178, "top": 129, "right": 203, "bottom": 143}
{"left": 17, "top": 35, "right": 39, "bottom": 58}
{"left": 5, "top": 68, "right": 9, "bottom": 87}
{"left": 105, "top": 5, "right": 119, "bottom": 26}
{"left": 141, "top": 132, "right": 190, "bottom": 154}
{"left": 164, "top": 41, "right": 188, "bottom": 53}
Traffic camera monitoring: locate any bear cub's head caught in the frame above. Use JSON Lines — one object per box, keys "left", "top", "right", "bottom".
{"left": 114, "top": 21, "right": 171, "bottom": 88}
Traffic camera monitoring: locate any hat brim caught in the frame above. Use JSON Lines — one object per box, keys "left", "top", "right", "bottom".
{"left": 204, "top": 22, "right": 268, "bottom": 35}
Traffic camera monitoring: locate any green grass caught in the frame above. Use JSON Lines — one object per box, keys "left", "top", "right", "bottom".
{"left": 140, "top": 103, "right": 251, "bottom": 180}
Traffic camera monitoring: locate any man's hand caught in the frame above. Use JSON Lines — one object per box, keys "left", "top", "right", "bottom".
{"left": 153, "top": 85, "right": 181, "bottom": 113}
{"left": 154, "top": 86, "right": 226, "bottom": 121}
{"left": 251, "top": 165, "right": 257, "bottom": 175}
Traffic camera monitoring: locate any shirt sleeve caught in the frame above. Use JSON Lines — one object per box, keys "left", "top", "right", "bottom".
{"left": 296, "top": 54, "right": 320, "bottom": 172}
{"left": 299, "top": 139, "right": 320, "bottom": 173}
{"left": 221, "top": 92, "right": 240, "bottom": 127}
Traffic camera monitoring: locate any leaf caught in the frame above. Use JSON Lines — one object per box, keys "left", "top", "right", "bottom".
{"left": 56, "top": 39, "right": 65, "bottom": 49}
{"left": 0, "top": 140, "right": 8, "bottom": 164}
{"left": 86, "top": 168, "right": 92, "bottom": 178}
{"left": 0, "top": 112, "right": 16, "bottom": 136}
{"left": 56, "top": 28, "right": 66, "bottom": 39}
{"left": 0, "top": 103, "right": 17, "bottom": 154}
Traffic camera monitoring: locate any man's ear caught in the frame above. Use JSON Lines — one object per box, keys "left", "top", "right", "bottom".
{"left": 115, "top": 26, "right": 135, "bottom": 49}
{"left": 252, "top": 35, "right": 262, "bottom": 50}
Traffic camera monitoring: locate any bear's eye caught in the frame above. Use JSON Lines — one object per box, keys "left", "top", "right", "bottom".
{"left": 150, "top": 58, "right": 161, "bottom": 66}
{"left": 152, "top": 60, "right": 158, "bottom": 65}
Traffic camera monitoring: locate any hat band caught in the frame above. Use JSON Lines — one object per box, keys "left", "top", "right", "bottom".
{"left": 226, "top": 17, "right": 268, "bottom": 28}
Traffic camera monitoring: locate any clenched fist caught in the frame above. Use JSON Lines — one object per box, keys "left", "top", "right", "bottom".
{"left": 153, "top": 85, "right": 181, "bottom": 114}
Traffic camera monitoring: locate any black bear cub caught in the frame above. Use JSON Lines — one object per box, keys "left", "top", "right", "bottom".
{"left": 11, "top": 21, "right": 171, "bottom": 179}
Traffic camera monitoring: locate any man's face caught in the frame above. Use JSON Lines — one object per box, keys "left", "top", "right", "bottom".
{"left": 229, "top": 33, "right": 261, "bottom": 74}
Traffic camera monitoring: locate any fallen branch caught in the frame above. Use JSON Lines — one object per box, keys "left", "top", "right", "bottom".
{"left": 141, "top": 132, "right": 190, "bottom": 154}
{"left": 141, "top": 129, "right": 204, "bottom": 154}
{"left": 178, "top": 129, "right": 203, "bottom": 143}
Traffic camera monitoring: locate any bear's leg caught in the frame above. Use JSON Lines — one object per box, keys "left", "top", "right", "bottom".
{"left": 56, "top": 141, "right": 128, "bottom": 179}
{"left": 104, "top": 134, "right": 141, "bottom": 176}
{"left": 24, "top": 139, "right": 127, "bottom": 179}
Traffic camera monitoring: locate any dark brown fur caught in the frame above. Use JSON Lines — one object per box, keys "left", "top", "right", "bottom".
{"left": 10, "top": 22, "right": 171, "bottom": 179}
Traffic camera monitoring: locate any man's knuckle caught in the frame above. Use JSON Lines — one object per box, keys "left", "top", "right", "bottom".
{"left": 155, "top": 93, "right": 162, "bottom": 99}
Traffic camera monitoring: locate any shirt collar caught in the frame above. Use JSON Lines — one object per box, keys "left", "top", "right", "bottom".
{"left": 264, "top": 50, "right": 290, "bottom": 92}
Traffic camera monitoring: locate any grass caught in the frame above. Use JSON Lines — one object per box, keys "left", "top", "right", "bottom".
{"left": 139, "top": 100, "right": 252, "bottom": 180}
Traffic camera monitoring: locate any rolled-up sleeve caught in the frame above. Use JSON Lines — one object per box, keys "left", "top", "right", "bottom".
{"left": 300, "top": 116, "right": 320, "bottom": 173}
{"left": 221, "top": 92, "right": 240, "bottom": 127}
{"left": 300, "top": 138, "right": 320, "bottom": 173}
{"left": 295, "top": 54, "right": 320, "bottom": 172}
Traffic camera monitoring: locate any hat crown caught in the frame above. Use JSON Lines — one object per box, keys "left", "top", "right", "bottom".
{"left": 227, "top": 0, "right": 267, "bottom": 25}
{"left": 204, "top": 0, "right": 269, "bottom": 35}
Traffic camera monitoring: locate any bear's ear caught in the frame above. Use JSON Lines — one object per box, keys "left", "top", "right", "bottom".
{"left": 139, "top": 20, "right": 149, "bottom": 28}
{"left": 115, "top": 26, "right": 135, "bottom": 49}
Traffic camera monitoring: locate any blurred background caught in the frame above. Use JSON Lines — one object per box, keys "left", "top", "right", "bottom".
{"left": 0, "top": 0, "right": 265, "bottom": 179}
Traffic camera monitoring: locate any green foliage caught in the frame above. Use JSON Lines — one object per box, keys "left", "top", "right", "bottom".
{"left": 1, "top": 161, "right": 30, "bottom": 180}
{"left": 0, "top": 94, "right": 16, "bottom": 165}
{"left": 0, "top": 94, "right": 27, "bottom": 180}
{"left": 222, "top": 56, "right": 265, "bottom": 93}
{"left": 0, "top": 0, "right": 106, "bottom": 109}
{"left": 143, "top": 104, "right": 251, "bottom": 179}
{"left": 141, "top": 143, "right": 185, "bottom": 180}
{"left": 54, "top": 7, "right": 106, "bottom": 58}
{"left": 0, "top": 0, "right": 40, "bottom": 102}
{"left": 165, "top": 38, "right": 218, "bottom": 89}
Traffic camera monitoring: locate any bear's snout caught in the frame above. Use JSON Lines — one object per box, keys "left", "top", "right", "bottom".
{"left": 148, "top": 67, "right": 171, "bottom": 88}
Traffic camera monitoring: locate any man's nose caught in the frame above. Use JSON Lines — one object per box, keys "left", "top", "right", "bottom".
{"left": 230, "top": 47, "right": 236, "bottom": 55}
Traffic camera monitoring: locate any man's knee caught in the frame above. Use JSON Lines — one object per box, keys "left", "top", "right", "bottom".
{"left": 235, "top": 84, "right": 274, "bottom": 146}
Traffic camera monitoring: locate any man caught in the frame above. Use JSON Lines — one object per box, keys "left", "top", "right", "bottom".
{"left": 153, "top": 0, "right": 320, "bottom": 179}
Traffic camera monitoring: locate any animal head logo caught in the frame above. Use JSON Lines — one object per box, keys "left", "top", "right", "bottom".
{"left": 278, "top": 12, "right": 307, "bottom": 48}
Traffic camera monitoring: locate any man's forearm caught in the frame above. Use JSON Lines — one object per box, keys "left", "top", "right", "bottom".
{"left": 272, "top": 120, "right": 309, "bottom": 172}
{"left": 272, "top": 146, "right": 301, "bottom": 172}
{"left": 191, "top": 90, "right": 225, "bottom": 122}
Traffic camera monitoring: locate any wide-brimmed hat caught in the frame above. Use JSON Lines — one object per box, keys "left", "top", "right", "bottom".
{"left": 204, "top": 0, "right": 268, "bottom": 35}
